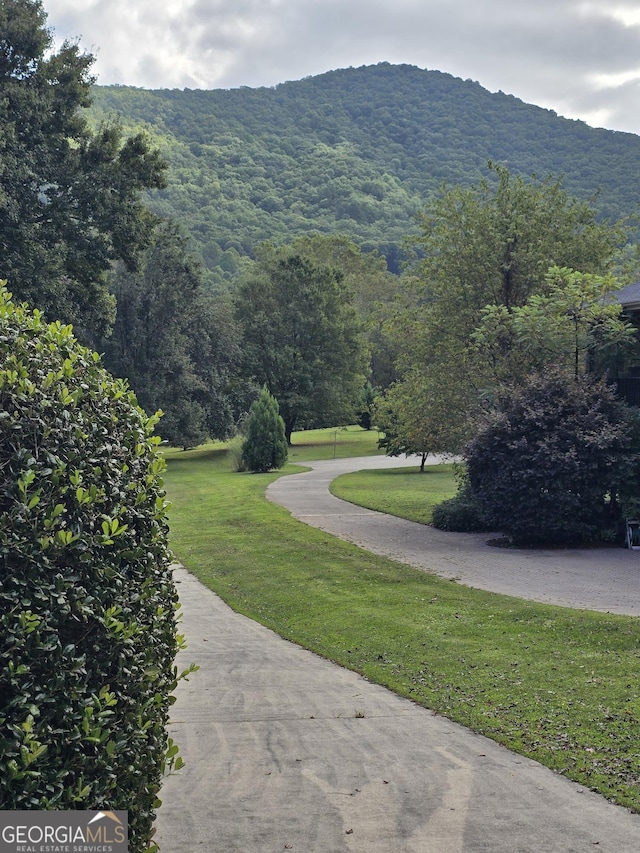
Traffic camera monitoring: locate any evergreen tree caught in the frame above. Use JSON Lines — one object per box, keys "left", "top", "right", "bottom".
{"left": 241, "top": 387, "right": 288, "bottom": 473}
{"left": 0, "top": 286, "right": 180, "bottom": 850}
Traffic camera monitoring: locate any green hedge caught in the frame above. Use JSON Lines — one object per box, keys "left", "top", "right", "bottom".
{"left": 0, "top": 287, "right": 181, "bottom": 851}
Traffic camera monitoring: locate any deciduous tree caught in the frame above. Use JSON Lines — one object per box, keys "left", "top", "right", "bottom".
{"left": 465, "top": 369, "right": 636, "bottom": 546}
{"left": 415, "top": 163, "right": 621, "bottom": 321}
{"left": 257, "top": 235, "right": 403, "bottom": 389}
{"left": 386, "top": 165, "right": 626, "bottom": 449}
{"left": 235, "top": 252, "right": 367, "bottom": 442}
{"left": 0, "top": 0, "right": 167, "bottom": 339}
{"left": 375, "top": 370, "right": 468, "bottom": 470}
{"left": 471, "top": 266, "right": 635, "bottom": 383}
{"left": 101, "top": 220, "right": 241, "bottom": 448}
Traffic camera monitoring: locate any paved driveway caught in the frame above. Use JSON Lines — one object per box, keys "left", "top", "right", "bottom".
{"left": 155, "top": 566, "right": 640, "bottom": 853}
{"left": 267, "top": 455, "right": 640, "bottom": 616}
{"left": 154, "top": 455, "right": 640, "bottom": 852}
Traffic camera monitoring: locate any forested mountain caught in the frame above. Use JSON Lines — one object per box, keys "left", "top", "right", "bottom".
{"left": 89, "top": 63, "right": 640, "bottom": 289}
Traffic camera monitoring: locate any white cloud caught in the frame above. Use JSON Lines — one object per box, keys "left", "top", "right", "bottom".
{"left": 43, "top": 0, "right": 640, "bottom": 135}
{"left": 580, "top": 3, "right": 640, "bottom": 28}
{"left": 590, "top": 68, "right": 640, "bottom": 90}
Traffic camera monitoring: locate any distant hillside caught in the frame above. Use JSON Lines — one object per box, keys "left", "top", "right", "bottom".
{"left": 90, "top": 63, "right": 640, "bottom": 288}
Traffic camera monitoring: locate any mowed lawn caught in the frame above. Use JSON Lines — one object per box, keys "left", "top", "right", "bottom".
{"left": 163, "top": 428, "right": 640, "bottom": 812}
{"left": 330, "top": 463, "right": 458, "bottom": 524}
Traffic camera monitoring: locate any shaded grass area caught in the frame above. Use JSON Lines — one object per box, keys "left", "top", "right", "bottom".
{"left": 330, "top": 464, "right": 457, "bottom": 524}
{"left": 164, "top": 433, "right": 640, "bottom": 812}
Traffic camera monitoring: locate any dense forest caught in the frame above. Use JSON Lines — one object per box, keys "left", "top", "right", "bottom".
{"left": 89, "top": 63, "right": 640, "bottom": 288}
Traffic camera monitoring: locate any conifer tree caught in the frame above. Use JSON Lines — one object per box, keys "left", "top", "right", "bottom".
{"left": 241, "top": 387, "right": 288, "bottom": 472}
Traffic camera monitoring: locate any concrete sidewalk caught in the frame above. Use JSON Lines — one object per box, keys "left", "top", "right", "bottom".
{"left": 155, "top": 566, "right": 639, "bottom": 852}
{"left": 154, "top": 456, "right": 640, "bottom": 851}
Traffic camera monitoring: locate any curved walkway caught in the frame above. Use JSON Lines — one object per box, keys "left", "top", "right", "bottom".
{"left": 267, "top": 455, "right": 640, "bottom": 616}
{"left": 154, "top": 456, "right": 640, "bottom": 852}
{"left": 156, "top": 565, "right": 640, "bottom": 853}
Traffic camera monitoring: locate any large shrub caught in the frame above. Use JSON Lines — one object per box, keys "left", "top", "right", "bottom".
{"left": 241, "top": 387, "right": 288, "bottom": 472}
{"left": 0, "top": 287, "right": 181, "bottom": 851}
{"left": 465, "top": 368, "right": 635, "bottom": 547}
{"left": 431, "top": 483, "right": 490, "bottom": 532}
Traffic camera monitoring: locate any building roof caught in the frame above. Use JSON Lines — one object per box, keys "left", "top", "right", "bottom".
{"left": 615, "top": 281, "right": 640, "bottom": 310}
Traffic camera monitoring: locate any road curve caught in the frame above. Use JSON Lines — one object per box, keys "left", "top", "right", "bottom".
{"left": 153, "top": 456, "right": 640, "bottom": 852}
{"left": 266, "top": 455, "right": 640, "bottom": 616}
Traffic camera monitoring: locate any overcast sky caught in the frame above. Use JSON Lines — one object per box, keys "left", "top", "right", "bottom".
{"left": 44, "top": 0, "right": 640, "bottom": 136}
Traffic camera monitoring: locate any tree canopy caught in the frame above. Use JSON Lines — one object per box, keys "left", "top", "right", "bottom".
{"left": 414, "top": 163, "right": 622, "bottom": 324}
{"left": 384, "top": 165, "right": 628, "bottom": 453}
{"left": 257, "top": 234, "right": 401, "bottom": 389}
{"left": 472, "top": 266, "right": 635, "bottom": 383}
{"left": 88, "top": 64, "right": 640, "bottom": 289}
{"left": 0, "top": 0, "right": 167, "bottom": 339}
{"left": 235, "top": 251, "right": 368, "bottom": 442}
{"left": 100, "top": 219, "right": 241, "bottom": 448}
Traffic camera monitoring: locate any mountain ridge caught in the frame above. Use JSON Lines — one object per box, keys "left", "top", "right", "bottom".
{"left": 89, "top": 63, "right": 640, "bottom": 288}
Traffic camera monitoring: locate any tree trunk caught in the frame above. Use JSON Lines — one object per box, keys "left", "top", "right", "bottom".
{"left": 285, "top": 421, "right": 294, "bottom": 446}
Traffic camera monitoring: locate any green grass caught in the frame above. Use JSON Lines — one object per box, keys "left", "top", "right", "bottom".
{"left": 163, "top": 432, "right": 640, "bottom": 812}
{"left": 330, "top": 464, "right": 458, "bottom": 524}
{"left": 287, "top": 424, "right": 383, "bottom": 462}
